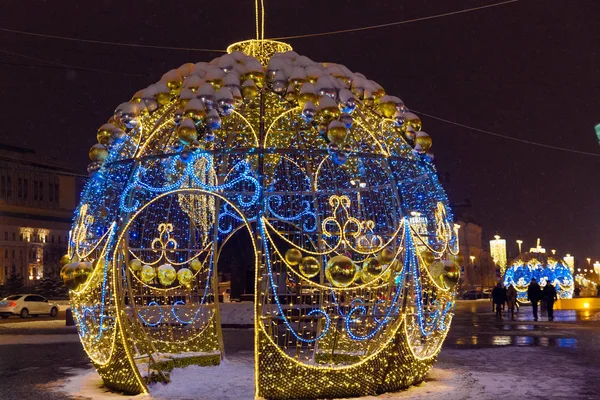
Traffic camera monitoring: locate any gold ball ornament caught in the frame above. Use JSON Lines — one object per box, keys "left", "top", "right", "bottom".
{"left": 75, "top": 262, "right": 93, "bottom": 285}
{"left": 361, "top": 257, "right": 384, "bottom": 282}
{"left": 421, "top": 250, "right": 436, "bottom": 266}
{"left": 325, "top": 255, "right": 358, "bottom": 287}
{"left": 60, "top": 263, "right": 76, "bottom": 282}
{"left": 177, "top": 268, "right": 194, "bottom": 286}
{"left": 242, "top": 80, "right": 259, "bottom": 100}
{"left": 183, "top": 99, "right": 206, "bottom": 121}
{"left": 414, "top": 132, "right": 432, "bottom": 152}
{"left": 318, "top": 96, "right": 341, "bottom": 122}
{"left": 59, "top": 254, "right": 71, "bottom": 267}
{"left": 166, "top": 77, "right": 183, "bottom": 93}
{"left": 157, "top": 264, "right": 177, "bottom": 286}
{"left": 130, "top": 90, "right": 143, "bottom": 103}
{"left": 319, "top": 106, "right": 341, "bottom": 121}
{"left": 243, "top": 71, "right": 265, "bottom": 88}
{"left": 378, "top": 247, "right": 395, "bottom": 265}
{"left": 89, "top": 144, "right": 108, "bottom": 162}
{"left": 129, "top": 259, "right": 142, "bottom": 272}
{"left": 373, "top": 87, "right": 386, "bottom": 100}
{"left": 378, "top": 101, "right": 397, "bottom": 118}
{"left": 451, "top": 253, "right": 464, "bottom": 265}
{"left": 141, "top": 265, "right": 156, "bottom": 284}
{"left": 327, "top": 121, "right": 348, "bottom": 144}
{"left": 285, "top": 248, "right": 303, "bottom": 266}
{"left": 297, "top": 91, "right": 318, "bottom": 107}
{"left": 403, "top": 112, "right": 422, "bottom": 131}
{"left": 155, "top": 85, "right": 171, "bottom": 105}
{"left": 61, "top": 263, "right": 78, "bottom": 289}
{"left": 162, "top": 69, "right": 183, "bottom": 93}
{"left": 97, "top": 124, "right": 114, "bottom": 145}
{"left": 299, "top": 256, "right": 320, "bottom": 278}
{"left": 190, "top": 259, "right": 202, "bottom": 271}
{"left": 178, "top": 119, "right": 198, "bottom": 145}
{"left": 441, "top": 260, "right": 460, "bottom": 289}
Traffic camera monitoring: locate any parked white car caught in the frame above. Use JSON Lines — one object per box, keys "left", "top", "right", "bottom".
{"left": 0, "top": 294, "right": 59, "bottom": 319}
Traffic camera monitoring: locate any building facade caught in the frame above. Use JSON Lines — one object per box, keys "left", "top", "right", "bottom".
{"left": 0, "top": 144, "right": 81, "bottom": 286}
{"left": 457, "top": 220, "right": 497, "bottom": 290}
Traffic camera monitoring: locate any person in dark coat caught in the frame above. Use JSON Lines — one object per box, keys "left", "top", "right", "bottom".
{"left": 506, "top": 284, "right": 518, "bottom": 319}
{"left": 527, "top": 278, "right": 542, "bottom": 321}
{"left": 492, "top": 282, "right": 506, "bottom": 319}
{"left": 543, "top": 282, "right": 558, "bottom": 321}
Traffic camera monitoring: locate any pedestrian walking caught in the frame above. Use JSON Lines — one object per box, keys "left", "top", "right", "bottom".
{"left": 492, "top": 282, "right": 506, "bottom": 319}
{"left": 543, "top": 282, "right": 558, "bottom": 321}
{"left": 527, "top": 278, "right": 542, "bottom": 321}
{"left": 506, "top": 284, "right": 517, "bottom": 319}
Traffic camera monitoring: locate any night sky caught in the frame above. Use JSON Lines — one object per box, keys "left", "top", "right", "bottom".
{"left": 1, "top": 0, "right": 598, "bottom": 262}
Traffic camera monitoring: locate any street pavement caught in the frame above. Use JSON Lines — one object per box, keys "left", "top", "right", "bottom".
{"left": 0, "top": 310, "right": 66, "bottom": 325}
{"left": 0, "top": 300, "right": 598, "bottom": 399}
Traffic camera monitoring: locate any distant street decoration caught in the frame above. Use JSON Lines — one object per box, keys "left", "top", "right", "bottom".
{"left": 489, "top": 235, "right": 507, "bottom": 274}
{"left": 63, "top": 36, "right": 460, "bottom": 399}
{"left": 503, "top": 253, "right": 574, "bottom": 303}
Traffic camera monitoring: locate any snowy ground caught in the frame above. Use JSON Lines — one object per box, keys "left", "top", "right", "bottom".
{"left": 49, "top": 345, "right": 594, "bottom": 400}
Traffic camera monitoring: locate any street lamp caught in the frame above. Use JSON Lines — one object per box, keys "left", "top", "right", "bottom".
{"left": 564, "top": 253, "right": 575, "bottom": 273}
{"left": 516, "top": 240, "right": 523, "bottom": 255}
{"left": 587, "top": 258, "right": 591, "bottom": 268}
{"left": 593, "top": 261, "right": 600, "bottom": 282}
{"left": 469, "top": 255, "right": 477, "bottom": 288}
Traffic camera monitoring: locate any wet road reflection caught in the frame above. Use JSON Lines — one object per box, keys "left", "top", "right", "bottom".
{"left": 445, "top": 300, "right": 595, "bottom": 350}
{"left": 449, "top": 334, "right": 577, "bottom": 348}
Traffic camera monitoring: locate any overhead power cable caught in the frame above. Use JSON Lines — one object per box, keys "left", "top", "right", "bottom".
{"left": 271, "top": 0, "right": 520, "bottom": 40}
{"left": 0, "top": 27, "right": 227, "bottom": 53}
{"left": 0, "top": 48, "right": 149, "bottom": 77}
{"left": 413, "top": 109, "right": 600, "bottom": 158}
{"left": 0, "top": 1, "right": 519, "bottom": 52}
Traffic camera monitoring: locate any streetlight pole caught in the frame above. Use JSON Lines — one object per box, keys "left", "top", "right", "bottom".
{"left": 469, "top": 255, "right": 476, "bottom": 288}
{"left": 516, "top": 240, "right": 523, "bottom": 255}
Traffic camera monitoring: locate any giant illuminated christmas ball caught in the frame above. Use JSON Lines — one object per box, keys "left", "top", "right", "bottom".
{"left": 65, "top": 39, "right": 460, "bottom": 398}
{"left": 503, "top": 254, "right": 574, "bottom": 303}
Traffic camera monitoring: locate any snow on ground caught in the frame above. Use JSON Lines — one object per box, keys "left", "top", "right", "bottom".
{"left": 49, "top": 346, "right": 593, "bottom": 400}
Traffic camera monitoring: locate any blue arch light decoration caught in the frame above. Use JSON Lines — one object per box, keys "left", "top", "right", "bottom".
{"left": 504, "top": 256, "right": 574, "bottom": 302}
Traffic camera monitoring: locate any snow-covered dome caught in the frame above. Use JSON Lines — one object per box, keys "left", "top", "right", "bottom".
{"left": 89, "top": 40, "right": 433, "bottom": 172}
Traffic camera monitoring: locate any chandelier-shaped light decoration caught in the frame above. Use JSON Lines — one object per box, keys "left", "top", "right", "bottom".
{"left": 63, "top": 37, "right": 460, "bottom": 399}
